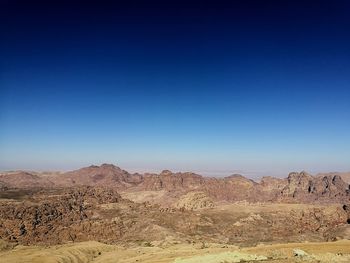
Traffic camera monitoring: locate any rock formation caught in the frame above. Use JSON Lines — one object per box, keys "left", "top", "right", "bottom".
{"left": 0, "top": 186, "right": 123, "bottom": 245}
{"left": 280, "top": 171, "right": 350, "bottom": 203}
{"left": 0, "top": 185, "right": 349, "bottom": 246}
{"left": 317, "top": 172, "right": 350, "bottom": 184}
{"left": 174, "top": 192, "right": 214, "bottom": 210}
{"left": 1, "top": 165, "right": 349, "bottom": 204}
{"left": 140, "top": 170, "right": 205, "bottom": 191}
{"left": 50, "top": 164, "right": 143, "bottom": 189}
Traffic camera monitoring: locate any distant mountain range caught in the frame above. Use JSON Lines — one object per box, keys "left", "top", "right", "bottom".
{"left": 1, "top": 163, "right": 349, "bottom": 204}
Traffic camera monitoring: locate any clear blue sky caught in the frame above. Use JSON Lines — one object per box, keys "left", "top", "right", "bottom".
{"left": 1, "top": 1, "right": 349, "bottom": 178}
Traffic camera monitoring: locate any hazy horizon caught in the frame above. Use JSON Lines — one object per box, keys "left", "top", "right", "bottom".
{"left": 1, "top": 1, "right": 350, "bottom": 176}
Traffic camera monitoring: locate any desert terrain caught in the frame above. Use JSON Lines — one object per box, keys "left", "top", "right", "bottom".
{"left": 0, "top": 164, "right": 350, "bottom": 262}
{"left": 3, "top": 0, "right": 350, "bottom": 261}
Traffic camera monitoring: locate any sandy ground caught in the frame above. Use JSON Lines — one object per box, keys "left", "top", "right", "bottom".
{"left": 1, "top": 239, "right": 350, "bottom": 263}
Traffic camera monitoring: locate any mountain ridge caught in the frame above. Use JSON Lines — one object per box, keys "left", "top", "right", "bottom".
{"left": 1, "top": 164, "right": 349, "bottom": 204}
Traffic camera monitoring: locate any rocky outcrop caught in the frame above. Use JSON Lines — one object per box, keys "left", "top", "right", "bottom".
{"left": 343, "top": 204, "right": 350, "bottom": 224}
{"left": 136, "top": 170, "right": 350, "bottom": 204}
{"left": 1, "top": 186, "right": 349, "bottom": 246}
{"left": 259, "top": 176, "right": 287, "bottom": 192}
{"left": 140, "top": 170, "right": 205, "bottom": 191}
{"left": 317, "top": 172, "right": 350, "bottom": 184}
{"left": 202, "top": 175, "right": 260, "bottom": 202}
{"left": 0, "top": 181, "right": 8, "bottom": 190}
{"left": 137, "top": 172, "right": 264, "bottom": 202}
{"left": 0, "top": 186, "right": 123, "bottom": 245}
{"left": 174, "top": 192, "right": 214, "bottom": 210}
{"left": 279, "top": 172, "right": 350, "bottom": 203}
{"left": 281, "top": 171, "right": 314, "bottom": 196}
{"left": 60, "top": 186, "right": 123, "bottom": 204}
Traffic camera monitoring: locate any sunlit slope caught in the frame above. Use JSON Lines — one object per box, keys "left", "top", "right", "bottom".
{"left": 1, "top": 240, "right": 350, "bottom": 263}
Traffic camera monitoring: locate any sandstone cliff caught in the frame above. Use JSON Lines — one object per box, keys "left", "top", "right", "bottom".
{"left": 1, "top": 165, "right": 349, "bottom": 204}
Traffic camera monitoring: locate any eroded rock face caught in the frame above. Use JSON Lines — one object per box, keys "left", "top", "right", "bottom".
{"left": 0, "top": 186, "right": 349, "bottom": 247}
{"left": 63, "top": 186, "right": 123, "bottom": 204}
{"left": 317, "top": 172, "right": 350, "bottom": 184}
{"left": 259, "top": 176, "right": 287, "bottom": 191}
{"left": 343, "top": 204, "right": 350, "bottom": 224}
{"left": 227, "top": 206, "right": 349, "bottom": 244}
{"left": 0, "top": 187, "right": 123, "bottom": 245}
{"left": 174, "top": 192, "right": 214, "bottom": 210}
{"left": 279, "top": 172, "right": 350, "bottom": 203}
{"left": 141, "top": 171, "right": 205, "bottom": 191}
{"left": 137, "top": 170, "right": 350, "bottom": 204}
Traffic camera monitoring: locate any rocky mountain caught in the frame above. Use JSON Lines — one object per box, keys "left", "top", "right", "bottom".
{"left": 317, "top": 172, "right": 350, "bottom": 184}
{"left": 0, "top": 164, "right": 142, "bottom": 189}
{"left": 280, "top": 171, "right": 350, "bottom": 203}
{"left": 174, "top": 191, "right": 214, "bottom": 210}
{"left": 0, "top": 171, "right": 54, "bottom": 189}
{"left": 0, "top": 164, "right": 349, "bottom": 204}
{"left": 1, "top": 168, "right": 350, "bottom": 248}
{"left": 50, "top": 163, "right": 143, "bottom": 189}
{"left": 201, "top": 175, "right": 259, "bottom": 202}
{"left": 135, "top": 170, "right": 350, "bottom": 204}
{"left": 259, "top": 176, "right": 287, "bottom": 192}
